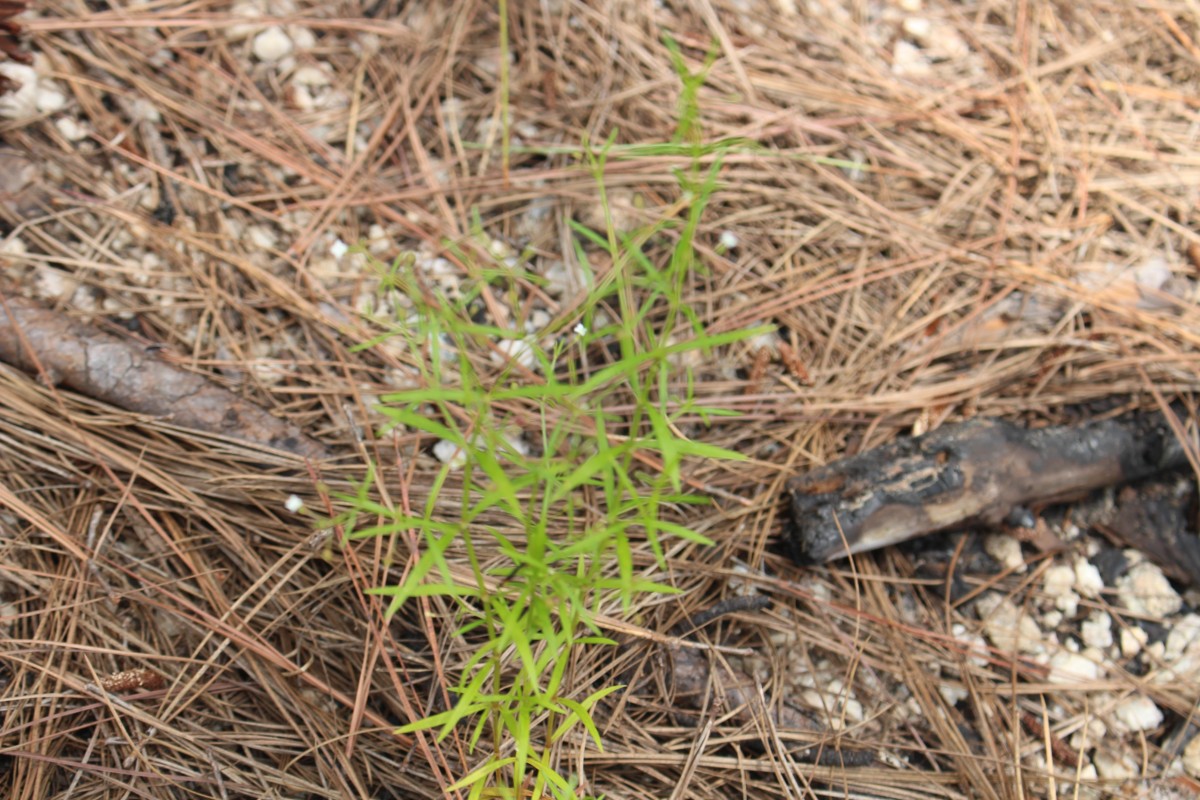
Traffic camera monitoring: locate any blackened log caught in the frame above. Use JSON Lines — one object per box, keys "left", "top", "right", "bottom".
{"left": 786, "top": 412, "right": 1193, "bottom": 563}
{"left": 1100, "top": 477, "right": 1200, "bottom": 587}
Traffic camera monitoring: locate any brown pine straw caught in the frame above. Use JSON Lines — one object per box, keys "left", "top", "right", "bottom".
{"left": 2, "top": 0, "right": 1199, "bottom": 798}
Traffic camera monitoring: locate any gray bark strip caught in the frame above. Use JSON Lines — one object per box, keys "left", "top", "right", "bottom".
{"left": 0, "top": 293, "right": 327, "bottom": 459}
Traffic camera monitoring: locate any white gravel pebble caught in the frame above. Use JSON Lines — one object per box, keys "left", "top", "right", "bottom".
{"left": 1056, "top": 591, "right": 1079, "bottom": 618}
{"left": 1073, "top": 557, "right": 1104, "bottom": 598}
{"left": 1184, "top": 735, "right": 1200, "bottom": 779}
{"left": 902, "top": 16, "right": 932, "bottom": 42}
{"left": 432, "top": 439, "right": 467, "bottom": 469}
{"left": 225, "top": 0, "right": 266, "bottom": 40}
{"left": 891, "top": 40, "right": 931, "bottom": 78}
{"left": 0, "top": 236, "right": 27, "bottom": 256}
{"left": 1047, "top": 650, "right": 1100, "bottom": 684}
{"left": 1112, "top": 694, "right": 1162, "bottom": 732}
{"left": 1119, "top": 627, "right": 1146, "bottom": 658}
{"left": 1092, "top": 748, "right": 1138, "bottom": 780}
{"left": 1117, "top": 560, "right": 1182, "bottom": 617}
{"left": 1080, "top": 611, "right": 1113, "bottom": 650}
{"left": 1042, "top": 564, "right": 1074, "bottom": 599}
{"left": 246, "top": 224, "right": 278, "bottom": 250}
{"left": 0, "top": 63, "right": 38, "bottom": 119}
{"left": 1166, "top": 614, "right": 1200, "bottom": 660}
{"left": 36, "top": 86, "right": 67, "bottom": 113}
{"left": 253, "top": 26, "right": 294, "bottom": 62}
{"left": 984, "top": 533, "right": 1026, "bottom": 573}
{"left": 54, "top": 117, "right": 89, "bottom": 141}
{"left": 976, "top": 594, "right": 1044, "bottom": 655}
{"left": 292, "top": 64, "right": 331, "bottom": 87}
{"left": 939, "top": 682, "right": 968, "bottom": 706}
{"left": 495, "top": 337, "right": 538, "bottom": 369}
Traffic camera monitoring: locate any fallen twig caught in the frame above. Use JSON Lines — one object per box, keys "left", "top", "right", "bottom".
{"left": 0, "top": 293, "right": 327, "bottom": 459}
{"left": 786, "top": 410, "right": 1196, "bottom": 563}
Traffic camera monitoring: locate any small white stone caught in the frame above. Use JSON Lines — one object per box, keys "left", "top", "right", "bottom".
{"left": 366, "top": 224, "right": 391, "bottom": 255}
{"left": 432, "top": 439, "right": 467, "bottom": 469}
{"left": 1080, "top": 611, "right": 1113, "bottom": 650}
{"left": 246, "top": 224, "right": 278, "bottom": 250}
{"left": 1166, "top": 614, "right": 1200, "bottom": 660}
{"left": 330, "top": 239, "right": 349, "bottom": 260}
{"left": 1073, "top": 558, "right": 1104, "bottom": 598}
{"left": 225, "top": 0, "right": 267, "bottom": 40}
{"left": 1112, "top": 694, "right": 1162, "bottom": 732}
{"left": 1043, "top": 564, "right": 1075, "bottom": 598}
{"left": 54, "top": 117, "right": 89, "bottom": 141}
{"left": 495, "top": 337, "right": 538, "bottom": 369}
{"left": 284, "top": 494, "right": 304, "bottom": 513}
{"left": 499, "top": 430, "right": 530, "bottom": 458}
{"left": 898, "top": 0, "right": 922, "bottom": 10}
{"left": 939, "top": 682, "right": 967, "bottom": 706}
{"left": 1092, "top": 748, "right": 1137, "bottom": 780}
{"left": 1042, "top": 610, "right": 1063, "bottom": 628}
{"left": 253, "top": 26, "right": 294, "bottom": 62}
{"left": 1047, "top": 651, "right": 1099, "bottom": 684}
{"left": 719, "top": 230, "right": 739, "bottom": 250}
{"left": 129, "top": 98, "right": 161, "bottom": 123}
{"left": 1055, "top": 590, "right": 1079, "bottom": 618}
{"left": 290, "top": 83, "right": 314, "bottom": 112}
{"left": 1183, "top": 735, "right": 1200, "bottom": 779}
{"left": 292, "top": 64, "right": 331, "bottom": 87}
{"left": 1117, "top": 561, "right": 1182, "bottom": 617}
{"left": 35, "top": 86, "right": 67, "bottom": 113}
{"left": 514, "top": 119, "right": 539, "bottom": 139}
{"left": 840, "top": 696, "right": 864, "bottom": 723}
{"left": 1070, "top": 719, "right": 1107, "bottom": 752}
{"left": 976, "top": 594, "right": 1044, "bottom": 655}
{"left": 892, "top": 40, "right": 931, "bottom": 78}
{"left": 0, "top": 236, "right": 27, "bottom": 257}
{"left": 288, "top": 25, "right": 316, "bottom": 49}
{"left": 985, "top": 534, "right": 1026, "bottom": 573}
{"left": 902, "top": 16, "right": 933, "bottom": 42}
{"left": 0, "top": 63, "right": 38, "bottom": 119}
{"left": 1120, "top": 627, "right": 1146, "bottom": 658}
{"left": 33, "top": 267, "right": 78, "bottom": 300}
{"left": 543, "top": 259, "right": 590, "bottom": 296}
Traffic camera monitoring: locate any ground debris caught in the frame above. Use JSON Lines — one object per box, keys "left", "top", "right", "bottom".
{"left": 787, "top": 409, "right": 1196, "bottom": 566}
{"left": 0, "top": 293, "right": 327, "bottom": 458}
{"left": 630, "top": 595, "right": 875, "bottom": 767}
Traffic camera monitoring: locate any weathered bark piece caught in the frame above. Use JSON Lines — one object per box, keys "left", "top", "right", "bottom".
{"left": 786, "top": 411, "right": 1193, "bottom": 563}
{"left": 0, "top": 294, "right": 327, "bottom": 459}
{"left": 1100, "top": 477, "right": 1200, "bottom": 587}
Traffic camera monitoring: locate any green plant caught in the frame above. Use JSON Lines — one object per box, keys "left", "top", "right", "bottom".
{"left": 334, "top": 37, "right": 769, "bottom": 800}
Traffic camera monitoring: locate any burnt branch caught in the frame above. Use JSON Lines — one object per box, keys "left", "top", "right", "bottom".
{"left": 786, "top": 411, "right": 1195, "bottom": 564}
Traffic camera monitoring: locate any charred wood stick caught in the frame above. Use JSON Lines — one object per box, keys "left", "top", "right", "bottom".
{"left": 786, "top": 411, "right": 1194, "bottom": 564}
{"left": 0, "top": 294, "right": 327, "bottom": 459}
